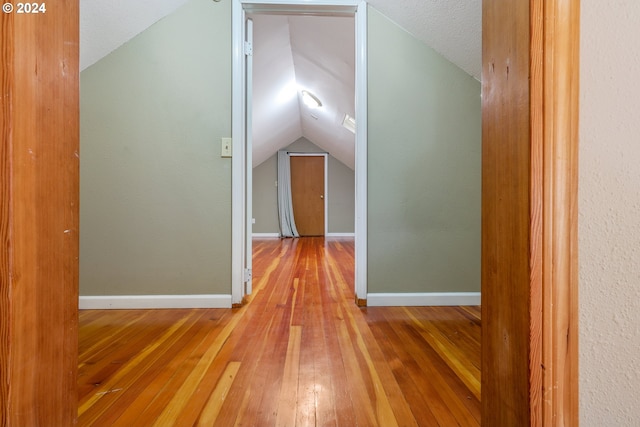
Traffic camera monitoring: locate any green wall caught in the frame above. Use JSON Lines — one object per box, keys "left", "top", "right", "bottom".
{"left": 80, "top": 0, "right": 231, "bottom": 295}
{"left": 252, "top": 138, "right": 355, "bottom": 234}
{"left": 252, "top": 155, "right": 279, "bottom": 233}
{"left": 367, "top": 8, "right": 481, "bottom": 293}
{"left": 80, "top": 2, "right": 480, "bottom": 297}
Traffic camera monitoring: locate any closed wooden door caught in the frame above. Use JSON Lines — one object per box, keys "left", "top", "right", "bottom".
{"left": 290, "top": 156, "right": 325, "bottom": 236}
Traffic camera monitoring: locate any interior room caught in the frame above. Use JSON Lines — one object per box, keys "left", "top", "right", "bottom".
{"left": 75, "top": 0, "right": 482, "bottom": 424}
{"left": 15, "top": 0, "right": 638, "bottom": 425}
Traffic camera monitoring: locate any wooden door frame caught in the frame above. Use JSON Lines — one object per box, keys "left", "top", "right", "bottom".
{"left": 289, "top": 153, "right": 329, "bottom": 236}
{"left": 0, "top": 0, "right": 578, "bottom": 424}
{"left": 482, "top": 0, "right": 579, "bottom": 425}
{"left": 1, "top": 1, "right": 79, "bottom": 425}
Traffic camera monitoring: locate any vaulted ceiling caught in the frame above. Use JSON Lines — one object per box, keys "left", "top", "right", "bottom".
{"left": 80, "top": 0, "right": 481, "bottom": 169}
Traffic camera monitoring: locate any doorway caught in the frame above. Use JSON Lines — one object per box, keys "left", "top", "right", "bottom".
{"left": 290, "top": 154, "right": 328, "bottom": 236}
{"left": 231, "top": 0, "right": 368, "bottom": 305}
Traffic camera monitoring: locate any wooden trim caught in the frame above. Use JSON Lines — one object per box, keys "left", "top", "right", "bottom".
{"left": 537, "top": 0, "right": 580, "bottom": 424}
{"left": 0, "top": 1, "right": 79, "bottom": 425}
{"left": 482, "top": 0, "right": 579, "bottom": 425}
{"left": 0, "top": 12, "right": 13, "bottom": 424}
{"left": 481, "top": 1, "right": 532, "bottom": 423}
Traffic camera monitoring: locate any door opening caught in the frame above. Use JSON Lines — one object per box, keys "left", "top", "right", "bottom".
{"left": 231, "top": 0, "right": 368, "bottom": 305}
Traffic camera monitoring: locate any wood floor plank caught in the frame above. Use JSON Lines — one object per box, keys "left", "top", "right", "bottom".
{"left": 366, "top": 308, "right": 444, "bottom": 426}
{"left": 404, "top": 307, "right": 482, "bottom": 399}
{"left": 333, "top": 305, "right": 379, "bottom": 427}
{"left": 125, "top": 310, "right": 237, "bottom": 427}
{"left": 78, "top": 237, "right": 481, "bottom": 426}
{"left": 91, "top": 312, "right": 225, "bottom": 427}
{"left": 275, "top": 325, "right": 302, "bottom": 427}
{"left": 78, "top": 311, "right": 201, "bottom": 424}
{"left": 196, "top": 361, "right": 242, "bottom": 426}
{"left": 151, "top": 307, "right": 247, "bottom": 426}
{"left": 389, "top": 310, "right": 481, "bottom": 426}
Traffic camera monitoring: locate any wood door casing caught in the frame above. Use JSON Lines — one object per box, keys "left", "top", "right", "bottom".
{"left": 290, "top": 156, "right": 325, "bottom": 236}
{"left": 1, "top": 1, "right": 80, "bottom": 425}
{"left": 482, "top": 0, "right": 579, "bottom": 425}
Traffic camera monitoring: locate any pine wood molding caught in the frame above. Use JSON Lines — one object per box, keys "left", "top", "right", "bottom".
{"left": 534, "top": 0, "right": 580, "bottom": 424}
{"left": 0, "top": 2, "right": 79, "bottom": 425}
{"left": 482, "top": 0, "right": 579, "bottom": 425}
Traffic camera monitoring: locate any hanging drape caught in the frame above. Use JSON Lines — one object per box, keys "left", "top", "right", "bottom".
{"left": 277, "top": 150, "right": 300, "bottom": 238}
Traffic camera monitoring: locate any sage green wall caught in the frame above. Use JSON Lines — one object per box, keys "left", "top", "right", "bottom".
{"left": 367, "top": 7, "right": 481, "bottom": 293}
{"left": 252, "top": 137, "right": 355, "bottom": 234}
{"left": 80, "top": 0, "right": 232, "bottom": 295}
{"left": 253, "top": 155, "right": 279, "bottom": 233}
{"left": 80, "top": 2, "right": 479, "bottom": 298}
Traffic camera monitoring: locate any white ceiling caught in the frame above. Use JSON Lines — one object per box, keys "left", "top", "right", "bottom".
{"left": 80, "top": 0, "right": 481, "bottom": 169}
{"left": 366, "top": 0, "right": 481, "bottom": 80}
{"left": 250, "top": 14, "right": 356, "bottom": 167}
{"left": 80, "top": 0, "right": 191, "bottom": 70}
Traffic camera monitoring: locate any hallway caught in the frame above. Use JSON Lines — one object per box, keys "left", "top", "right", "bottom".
{"left": 78, "top": 237, "right": 480, "bottom": 426}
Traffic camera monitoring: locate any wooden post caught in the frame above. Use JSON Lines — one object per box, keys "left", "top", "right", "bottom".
{"left": 482, "top": 0, "right": 579, "bottom": 425}
{"left": 1, "top": 1, "right": 79, "bottom": 425}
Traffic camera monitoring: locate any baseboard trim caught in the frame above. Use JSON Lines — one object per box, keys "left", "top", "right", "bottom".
{"left": 252, "top": 233, "right": 280, "bottom": 238}
{"left": 251, "top": 233, "right": 355, "bottom": 238}
{"left": 366, "top": 292, "right": 481, "bottom": 307}
{"left": 79, "top": 294, "right": 232, "bottom": 309}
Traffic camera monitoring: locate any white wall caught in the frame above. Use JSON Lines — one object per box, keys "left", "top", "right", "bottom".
{"left": 580, "top": 1, "right": 640, "bottom": 424}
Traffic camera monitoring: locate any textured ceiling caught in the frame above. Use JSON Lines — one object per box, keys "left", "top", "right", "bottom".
{"left": 366, "top": 0, "right": 481, "bottom": 79}
{"left": 80, "top": 0, "right": 191, "bottom": 70}
{"left": 80, "top": 0, "right": 481, "bottom": 168}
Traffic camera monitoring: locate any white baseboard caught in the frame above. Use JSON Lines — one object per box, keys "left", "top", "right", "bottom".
{"left": 251, "top": 233, "right": 355, "bottom": 238}
{"left": 79, "top": 294, "right": 232, "bottom": 309}
{"left": 366, "top": 292, "right": 481, "bottom": 307}
{"left": 326, "top": 232, "right": 355, "bottom": 237}
{"left": 252, "top": 233, "right": 280, "bottom": 238}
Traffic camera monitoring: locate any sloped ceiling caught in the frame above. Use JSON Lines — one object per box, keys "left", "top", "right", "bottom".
{"left": 366, "top": 0, "right": 481, "bottom": 80}
{"left": 80, "top": 0, "right": 481, "bottom": 169}
{"left": 250, "top": 14, "right": 356, "bottom": 168}
{"left": 80, "top": 0, "right": 191, "bottom": 70}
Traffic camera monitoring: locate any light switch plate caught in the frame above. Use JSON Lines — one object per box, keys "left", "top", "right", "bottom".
{"left": 221, "top": 137, "right": 232, "bottom": 157}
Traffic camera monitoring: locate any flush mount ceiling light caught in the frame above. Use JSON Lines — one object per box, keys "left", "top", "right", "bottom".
{"left": 301, "top": 90, "right": 322, "bottom": 109}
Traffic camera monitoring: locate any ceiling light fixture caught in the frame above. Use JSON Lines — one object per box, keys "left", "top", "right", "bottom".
{"left": 301, "top": 90, "right": 322, "bottom": 109}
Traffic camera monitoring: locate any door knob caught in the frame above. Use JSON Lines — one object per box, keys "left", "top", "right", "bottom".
{"left": 320, "top": 195, "right": 324, "bottom": 199}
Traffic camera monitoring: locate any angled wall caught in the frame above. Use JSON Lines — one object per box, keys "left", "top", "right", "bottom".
{"left": 80, "top": 0, "right": 231, "bottom": 296}
{"left": 80, "top": 1, "right": 480, "bottom": 301}
{"left": 367, "top": 7, "right": 482, "bottom": 294}
{"left": 252, "top": 138, "right": 355, "bottom": 235}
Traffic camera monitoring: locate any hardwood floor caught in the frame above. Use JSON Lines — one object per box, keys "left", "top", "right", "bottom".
{"left": 78, "top": 237, "right": 481, "bottom": 426}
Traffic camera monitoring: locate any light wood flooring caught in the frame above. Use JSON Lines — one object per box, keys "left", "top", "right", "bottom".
{"left": 78, "top": 237, "right": 481, "bottom": 426}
